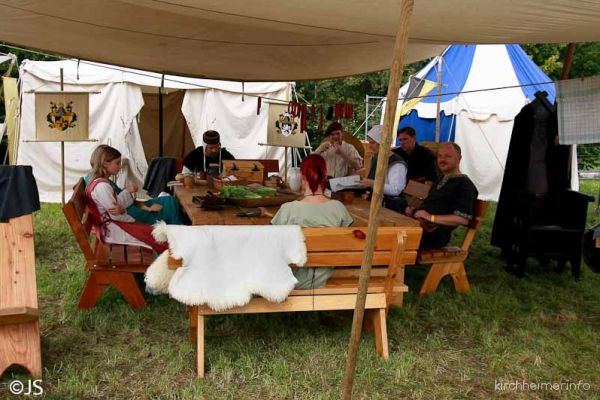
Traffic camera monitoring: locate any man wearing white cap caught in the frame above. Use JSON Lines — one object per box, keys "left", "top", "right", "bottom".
{"left": 360, "top": 124, "right": 408, "bottom": 212}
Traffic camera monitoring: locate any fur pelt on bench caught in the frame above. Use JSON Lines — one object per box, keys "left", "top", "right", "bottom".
{"left": 146, "top": 222, "right": 306, "bottom": 311}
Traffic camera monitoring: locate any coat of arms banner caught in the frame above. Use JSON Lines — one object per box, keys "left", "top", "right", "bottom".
{"left": 267, "top": 102, "right": 305, "bottom": 148}
{"left": 35, "top": 92, "right": 89, "bottom": 141}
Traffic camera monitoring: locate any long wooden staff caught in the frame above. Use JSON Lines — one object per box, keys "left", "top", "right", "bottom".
{"left": 341, "top": 0, "right": 415, "bottom": 398}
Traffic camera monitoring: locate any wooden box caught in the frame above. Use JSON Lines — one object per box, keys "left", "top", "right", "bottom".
{"left": 222, "top": 160, "right": 264, "bottom": 184}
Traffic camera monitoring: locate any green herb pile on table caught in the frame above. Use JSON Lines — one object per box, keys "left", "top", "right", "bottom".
{"left": 220, "top": 185, "right": 277, "bottom": 199}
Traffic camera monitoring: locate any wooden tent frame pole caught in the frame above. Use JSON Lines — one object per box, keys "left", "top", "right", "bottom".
{"left": 341, "top": 0, "right": 415, "bottom": 398}
{"left": 60, "top": 68, "right": 65, "bottom": 206}
{"left": 158, "top": 74, "right": 165, "bottom": 157}
{"left": 560, "top": 43, "right": 576, "bottom": 80}
{"left": 434, "top": 57, "right": 443, "bottom": 143}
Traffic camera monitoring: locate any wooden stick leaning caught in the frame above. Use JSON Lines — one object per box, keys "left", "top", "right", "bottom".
{"left": 60, "top": 68, "right": 65, "bottom": 206}
{"left": 341, "top": 0, "right": 415, "bottom": 399}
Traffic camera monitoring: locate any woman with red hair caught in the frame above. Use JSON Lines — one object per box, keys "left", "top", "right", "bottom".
{"left": 271, "top": 154, "right": 353, "bottom": 289}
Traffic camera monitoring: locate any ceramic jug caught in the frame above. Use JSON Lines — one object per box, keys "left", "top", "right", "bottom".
{"left": 287, "top": 167, "right": 302, "bottom": 193}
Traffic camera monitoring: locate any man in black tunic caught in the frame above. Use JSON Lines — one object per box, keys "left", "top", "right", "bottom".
{"left": 392, "top": 126, "right": 438, "bottom": 183}
{"left": 406, "top": 142, "right": 478, "bottom": 249}
{"left": 182, "top": 130, "right": 235, "bottom": 174}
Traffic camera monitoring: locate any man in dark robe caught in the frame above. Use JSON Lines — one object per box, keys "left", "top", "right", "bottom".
{"left": 182, "top": 130, "right": 235, "bottom": 174}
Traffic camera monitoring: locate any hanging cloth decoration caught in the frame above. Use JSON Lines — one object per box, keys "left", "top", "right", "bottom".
{"left": 300, "top": 103, "right": 307, "bottom": 133}
{"left": 333, "top": 103, "right": 354, "bottom": 119}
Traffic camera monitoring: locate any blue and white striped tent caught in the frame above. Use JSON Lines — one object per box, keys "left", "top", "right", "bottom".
{"left": 396, "top": 44, "right": 574, "bottom": 201}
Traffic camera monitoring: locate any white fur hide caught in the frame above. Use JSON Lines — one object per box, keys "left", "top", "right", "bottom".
{"left": 146, "top": 223, "right": 306, "bottom": 311}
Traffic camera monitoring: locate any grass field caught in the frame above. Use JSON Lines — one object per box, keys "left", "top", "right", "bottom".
{"left": 1, "top": 181, "right": 599, "bottom": 399}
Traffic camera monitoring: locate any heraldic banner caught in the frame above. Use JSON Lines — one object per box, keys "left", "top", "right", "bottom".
{"left": 35, "top": 92, "right": 89, "bottom": 141}
{"left": 267, "top": 102, "right": 305, "bottom": 148}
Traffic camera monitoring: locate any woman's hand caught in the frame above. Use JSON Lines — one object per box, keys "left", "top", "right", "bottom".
{"left": 147, "top": 203, "right": 163, "bottom": 212}
{"left": 108, "top": 203, "right": 126, "bottom": 215}
{"left": 125, "top": 183, "right": 138, "bottom": 193}
{"left": 405, "top": 206, "right": 416, "bottom": 217}
{"left": 259, "top": 207, "right": 273, "bottom": 218}
{"left": 316, "top": 142, "right": 331, "bottom": 154}
{"left": 359, "top": 178, "right": 374, "bottom": 188}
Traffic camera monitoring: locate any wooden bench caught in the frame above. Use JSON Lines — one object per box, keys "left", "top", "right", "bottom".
{"left": 0, "top": 214, "right": 42, "bottom": 377}
{"left": 62, "top": 178, "right": 157, "bottom": 309}
{"left": 169, "top": 226, "right": 421, "bottom": 378}
{"left": 417, "top": 200, "right": 488, "bottom": 296}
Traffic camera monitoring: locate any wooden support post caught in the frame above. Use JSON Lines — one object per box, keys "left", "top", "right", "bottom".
{"left": 159, "top": 74, "right": 165, "bottom": 157}
{"left": 341, "top": 0, "right": 415, "bottom": 398}
{"left": 284, "top": 146, "right": 288, "bottom": 183}
{"left": 561, "top": 43, "right": 576, "bottom": 80}
{"left": 434, "top": 57, "right": 443, "bottom": 143}
{"left": 560, "top": 43, "right": 576, "bottom": 185}
{"left": 60, "top": 68, "right": 65, "bottom": 205}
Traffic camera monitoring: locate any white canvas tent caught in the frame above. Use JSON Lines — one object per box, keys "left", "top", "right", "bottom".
{"left": 17, "top": 60, "right": 292, "bottom": 202}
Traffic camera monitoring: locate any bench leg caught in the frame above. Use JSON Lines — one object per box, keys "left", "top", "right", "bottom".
{"left": 197, "top": 311, "right": 205, "bottom": 378}
{"left": 391, "top": 265, "right": 406, "bottom": 307}
{"left": 369, "top": 308, "right": 389, "bottom": 359}
{"left": 419, "top": 262, "right": 451, "bottom": 296}
{"left": 78, "top": 271, "right": 110, "bottom": 309}
{"left": 78, "top": 271, "right": 145, "bottom": 310}
{"left": 450, "top": 263, "right": 470, "bottom": 293}
{"left": 108, "top": 271, "right": 146, "bottom": 309}
{"left": 188, "top": 306, "right": 198, "bottom": 342}
{"left": 0, "top": 321, "right": 42, "bottom": 378}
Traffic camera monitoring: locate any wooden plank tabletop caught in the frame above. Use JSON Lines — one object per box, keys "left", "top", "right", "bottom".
{"left": 173, "top": 184, "right": 420, "bottom": 229}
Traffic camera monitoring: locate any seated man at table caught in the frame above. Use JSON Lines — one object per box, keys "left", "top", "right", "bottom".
{"left": 182, "top": 130, "right": 235, "bottom": 175}
{"left": 392, "top": 126, "right": 438, "bottom": 183}
{"left": 313, "top": 122, "right": 362, "bottom": 178}
{"left": 359, "top": 125, "right": 408, "bottom": 213}
{"left": 405, "top": 142, "right": 478, "bottom": 249}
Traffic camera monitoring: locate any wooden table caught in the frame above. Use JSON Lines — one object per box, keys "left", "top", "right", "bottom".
{"left": 173, "top": 185, "right": 421, "bottom": 229}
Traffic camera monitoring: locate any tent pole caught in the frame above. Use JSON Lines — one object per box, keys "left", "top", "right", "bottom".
{"left": 560, "top": 43, "right": 577, "bottom": 186}
{"left": 158, "top": 74, "right": 165, "bottom": 157}
{"left": 434, "top": 57, "right": 443, "bottom": 142}
{"left": 60, "top": 68, "right": 65, "bottom": 206}
{"left": 341, "top": 0, "right": 414, "bottom": 398}
{"left": 561, "top": 43, "right": 576, "bottom": 80}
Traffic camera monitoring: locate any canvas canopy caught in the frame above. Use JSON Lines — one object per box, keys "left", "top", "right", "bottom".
{"left": 393, "top": 44, "right": 578, "bottom": 201}
{"left": 1, "top": 1, "right": 600, "bottom": 81}
{"left": 17, "top": 59, "right": 292, "bottom": 202}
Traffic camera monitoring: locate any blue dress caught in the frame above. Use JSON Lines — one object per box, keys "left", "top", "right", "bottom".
{"left": 84, "top": 174, "right": 183, "bottom": 225}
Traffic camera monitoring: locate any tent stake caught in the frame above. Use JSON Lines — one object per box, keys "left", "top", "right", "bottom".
{"left": 341, "top": 0, "right": 415, "bottom": 398}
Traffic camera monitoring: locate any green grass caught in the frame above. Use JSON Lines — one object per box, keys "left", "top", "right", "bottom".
{"left": 2, "top": 181, "right": 599, "bottom": 399}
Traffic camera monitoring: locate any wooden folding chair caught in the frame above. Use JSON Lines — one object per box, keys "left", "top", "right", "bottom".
{"left": 417, "top": 200, "right": 488, "bottom": 295}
